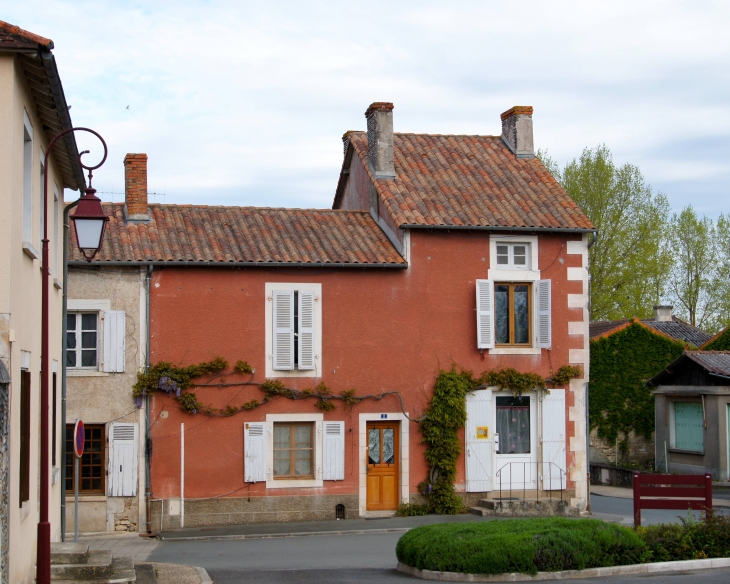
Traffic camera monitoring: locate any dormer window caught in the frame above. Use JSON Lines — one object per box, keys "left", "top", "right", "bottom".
{"left": 496, "top": 243, "right": 530, "bottom": 270}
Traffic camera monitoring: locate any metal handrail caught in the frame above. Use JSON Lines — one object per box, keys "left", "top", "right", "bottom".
{"left": 495, "top": 462, "right": 566, "bottom": 504}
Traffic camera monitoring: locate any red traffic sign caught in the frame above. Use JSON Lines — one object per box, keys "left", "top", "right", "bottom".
{"left": 73, "top": 420, "right": 85, "bottom": 458}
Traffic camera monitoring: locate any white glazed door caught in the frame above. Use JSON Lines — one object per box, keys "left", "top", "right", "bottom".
{"left": 494, "top": 392, "right": 537, "bottom": 493}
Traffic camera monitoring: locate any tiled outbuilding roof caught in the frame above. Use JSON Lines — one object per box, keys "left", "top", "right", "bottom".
{"left": 684, "top": 351, "right": 730, "bottom": 377}
{"left": 69, "top": 204, "right": 407, "bottom": 267}
{"left": 589, "top": 318, "right": 711, "bottom": 347}
{"left": 338, "top": 132, "right": 594, "bottom": 231}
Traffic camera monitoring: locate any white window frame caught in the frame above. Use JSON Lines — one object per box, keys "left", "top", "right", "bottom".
{"left": 66, "top": 299, "right": 111, "bottom": 375}
{"left": 265, "top": 283, "right": 322, "bottom": 378}
{"left": 265, "top": 413, "right": 323, "bottom": 489}
{"left": 488, "top": 235, "right": 542, "bottom": 354}
{"left": 66, "top": 311, "right": 100, "bottom": 371}
{"left": 22, "top": 110, "right": 34, "bottom": 246}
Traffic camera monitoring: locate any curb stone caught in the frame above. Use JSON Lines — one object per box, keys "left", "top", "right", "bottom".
{"left": 397, "top": 558, "right": 730, "bottom": 582}
{"left": 194, "top": 566, "right": 213, "bottom": 584}
{"left": 159, "top": 527, "right": 411, "bottom": 542}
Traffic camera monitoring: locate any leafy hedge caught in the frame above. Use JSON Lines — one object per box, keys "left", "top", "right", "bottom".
{"left": 396, "top": 518, "right": 644, "bottom": 575}
{"left": 703, "top": 328, "right": 730, "bottom": 351}
{"left": 639, "top": 511, "right": 730, "bottom": 562}
{"left": 590, "top": 323, "right": 685, "bottom": 442}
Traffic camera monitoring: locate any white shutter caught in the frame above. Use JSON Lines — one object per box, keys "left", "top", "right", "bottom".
{"left": 109, "top": 423, "right": 138, "bottom": 497}
{"left": 272, "top": 291, "right": 294, "bottom": 370}
{"left": 244, "top": 422, "right": 266, "bottom": 483}
{"left": 536, "top": 280, "right": 551, "bottom": 349}
{"left": 323, "top": 421, "right": 344, "bottom": 480}
{"left": 298, "top": 291, "right": 315, "bottom": 370}
{"left": 103, "top": 311, "right": 126, "bottom": 373}
{"left": 476, "top": 280, "right": 494, "bottom": 349}
{"left": 542, "top": 389, "right": 566, "bottom": 490}
{"left": 466, "top": 389, "right": 493, "bottom": 491}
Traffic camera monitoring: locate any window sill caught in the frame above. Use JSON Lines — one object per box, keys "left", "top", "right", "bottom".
{"left": 65, "top": 495, "right": 107, "bottom": 502}
{"left": 490, "top": 347, "right": 541, "bottom": 355}
{"left": 66, "top": 370, "right": 108, "bottom": 377}
{"left": 54, "top": 278, "right": 63, "bottom": 290}
{"left": 266, "top": 477, "right": 323, "bottom": 489}
{"left": 267, "top": 368, "right": 320, "bottom": 379}
{"left": 669, "top": 448, "right": 705, "bottom": 456}
{"left": 22, "top": 241, "right": 39, "bottom": 260}
{"left": 19, "top": 501, "right": 30, "bottom": 522}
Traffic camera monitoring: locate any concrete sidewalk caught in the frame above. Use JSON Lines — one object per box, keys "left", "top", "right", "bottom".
{"left": 590, "top": 484, "right": 730, "bottom": 506}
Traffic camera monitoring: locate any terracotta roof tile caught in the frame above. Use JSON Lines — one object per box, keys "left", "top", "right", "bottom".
{"left": 341, "top": 132, "right": 594, "bottom": 231}
{"left": 69, "top": 204, "right": 406, "bottom": 267}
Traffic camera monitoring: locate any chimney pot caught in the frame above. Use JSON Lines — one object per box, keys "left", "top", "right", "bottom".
{"left": 501, "top": 106, "right": 534, "bottom": 158}
{"left": 365, "top": 102, "right": 395, "bottom": 179}
{"left": 654, "top": 305, "right": 674, "bottom": 322}
{"left": 124, "top": 153, "right": 149, "bottom": 222}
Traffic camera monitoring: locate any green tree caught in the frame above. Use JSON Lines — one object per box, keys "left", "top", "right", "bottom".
{"left": 666, "top": 206, "right": 724, "bottom": 330}
{"left": 539, "top": 146, "right": 670, "bottom": 320}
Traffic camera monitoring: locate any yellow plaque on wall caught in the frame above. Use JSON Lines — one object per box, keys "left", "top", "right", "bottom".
{"left": 476, "top": 426, "right": 489, "bottom": 439}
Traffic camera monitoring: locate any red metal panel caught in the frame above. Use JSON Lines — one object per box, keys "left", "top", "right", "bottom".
{"left": 633, "top": 473, "right": 713, "bottom": 527}
{"left": 636, "top": 474, "right": 708, "bottom": 485}
{"left": 639, "top": 500, "right": 710, "bottom": 511}
{"left": 639, "top": 487, "right": 707, "bottom": 498}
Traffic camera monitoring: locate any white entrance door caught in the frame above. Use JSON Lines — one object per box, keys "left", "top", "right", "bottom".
{"left": 466, "top": 389, "right": 493, "bottom": 492}
{"left": 494, "top": 392, "right": 537, "bottom": 492}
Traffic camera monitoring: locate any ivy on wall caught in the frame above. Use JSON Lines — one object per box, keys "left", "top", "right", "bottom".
{"left": 134, "top": 359, "right": 581, "bottom": 514}
{"left": 702, "top": 328, "right": 730, "bottom": 350}
{"left": 589, "top": 323, "right": 686, "bottom": 443}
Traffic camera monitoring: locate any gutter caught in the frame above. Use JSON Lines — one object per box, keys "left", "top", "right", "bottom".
{"left": 402, "top": 224, "right": 597, "bottom": 234}
{"left": 60, "top": 199, "right": 79, "bottom": 541}
{"left": 68, "top": 261, "right": 408, "bottom": 269}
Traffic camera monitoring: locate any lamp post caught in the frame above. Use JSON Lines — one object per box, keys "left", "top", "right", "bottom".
{"left": 38, "top": 128, "right": 107, "bottom": 584}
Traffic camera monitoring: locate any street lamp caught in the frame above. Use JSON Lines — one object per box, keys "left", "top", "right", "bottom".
{"left": 38, "top": 128, "right": 107, "bottom": 584}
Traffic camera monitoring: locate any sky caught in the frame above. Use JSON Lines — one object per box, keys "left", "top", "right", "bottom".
{"left": 6, "top": 0, "right": 730, "bottom": 216}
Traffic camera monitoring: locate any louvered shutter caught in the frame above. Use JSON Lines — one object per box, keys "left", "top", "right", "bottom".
{"left": 542, "top": 389, "right": 566, "bottom": 490}
{"left": 109, "top": 423, "right": 138, "bottom": 496}
{"left": 322, "top": 421, "right": 344, "bottom": 480}
{"left": 476, "top": 280, "right": 494, "bottom": 349}
{"left": 103, "top": 311, "right": 126, "bottom": 372}
{"left": 536, "top": 280, "right": 551, "bottom": 349}
{"left": 272, "top": 291, "right": 294, "bottom": 370}
{"left": 244, "top": 422, "right": 266, "bottom": 482}
{"left": 298, "top": 291, "right": 315, "bottom": 370}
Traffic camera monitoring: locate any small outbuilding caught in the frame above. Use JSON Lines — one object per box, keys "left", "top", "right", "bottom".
{"left": 650, "top": 351, "right": 730, "bottom": 480}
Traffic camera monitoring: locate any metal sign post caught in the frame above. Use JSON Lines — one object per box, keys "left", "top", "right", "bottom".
{"left": 73, "top": 420, "right": 85, "bottom": 542}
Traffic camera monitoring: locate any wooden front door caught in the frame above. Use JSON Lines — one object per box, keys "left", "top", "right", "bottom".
{"left": 366, "top": 422, "right": 399, "bottom": 511}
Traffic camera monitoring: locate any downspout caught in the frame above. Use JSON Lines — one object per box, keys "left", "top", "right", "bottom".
{"left": 60, "top": 200, "right": 79, "bottom": 541}
{"left": 144, "top": 265, "right": 153, "bottom": 533}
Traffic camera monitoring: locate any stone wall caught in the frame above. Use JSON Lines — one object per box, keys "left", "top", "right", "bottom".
{"left": 150, "top": 495, "right": 360, "bottom": 530}
{"left": 110, "top": 497, "right": 139, "bottom": 532}
{"left": 589, "top": 428, "right": 654, "bottom": 468}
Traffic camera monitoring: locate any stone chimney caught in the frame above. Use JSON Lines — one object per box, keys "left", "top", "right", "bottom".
{"left": 501, "top": 106, "right": 534, "bottom": 158}
{"left": 365, "top": 102, "right": 395, "bottom": 179}
{"left": 654, "top": 305, "right": 674, "bottom": 322}
{"left": 124, "top": 153, "right": 149, "bottom": 222}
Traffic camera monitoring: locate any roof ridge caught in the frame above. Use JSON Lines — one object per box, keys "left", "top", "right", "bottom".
{"left": 349, "top": 130, "right": 503, "bottom": 139}
{"left": 102, "top": 202, "right": 372, "bottom": 214}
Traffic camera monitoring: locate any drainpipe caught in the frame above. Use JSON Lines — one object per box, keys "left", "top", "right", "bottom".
{"left": 60, "top": 200, "right": 79, "bottom": 542}
{"left": 144, "top": 265, "right": 153, "bottom": 533}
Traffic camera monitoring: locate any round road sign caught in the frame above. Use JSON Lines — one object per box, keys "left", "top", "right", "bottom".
{"left": 73, "top": 419, "right": 85, "bottom": 458}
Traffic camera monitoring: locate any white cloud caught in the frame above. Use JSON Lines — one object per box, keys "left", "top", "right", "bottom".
{"left": 6, "top": 0, "right": 730, "bottom": 213}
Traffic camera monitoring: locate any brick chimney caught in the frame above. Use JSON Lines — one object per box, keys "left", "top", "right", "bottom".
{"left": 365, "top": 102, "right": 395, "bottom": 179}
{"left": 654, "top": 305, "right": 673, "bottom": 322}
{"left": 501, "top": 106, "right": 534, "bottom": 158}
{"left": 124, "top": 153, "right": 149, "bottom": 222}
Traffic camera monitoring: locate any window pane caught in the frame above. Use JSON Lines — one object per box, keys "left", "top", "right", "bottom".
{"left": 368, "top": 428, "right": 380, "bottom": 464}
{"left": 66, "top": 331, "right": 76, "bottom": 350}
{"left": 295, "top": 425, "right": 311, "bottom": 448}
{"left": 496, "top": 245, "right": 509, "bottom": 265}
{"left": 496, "top": 396, "right": 531, "bottom": 454}
{"left": 66, "top": 350, "right": 76, "bottom": 368}
{"left": 274, "top": 426, "right": 290, "bottom": 449}
{"left": 675, "top": 403, "right": 704, "bottom": 451}
{"left": 295, "top": 451, "right": 311, "bottom": 476}
{"left": 495, "top": 285, "right": 509, "bottom": 344}
{"left": 273, "top": 453, "right": 290, "bottom": 477}
{"left": 81, "top": 350, "right": 97, "bottom": 367}
{"left": 81, "top": 331, "right": 96, "bottom": 349}
{"left": 513, "top": 245, "right": 527, "bottom": 266}
{"left": 66, "top": 313, "right": 76, "bottom": 331}
{"left": 514, "top": 285, "right": 529, "bottom": 344}
{"left": 81, "top": 313, "right": 97, "bottom": 331}
{"left": 383, "top": 429, "right": 394, "bottom": 464}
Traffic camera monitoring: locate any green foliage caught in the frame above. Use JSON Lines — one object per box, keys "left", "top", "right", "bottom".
{"left": 590, "top": 323, "right": 685, "bottom": 441}
{"left": 483, "top": 368, "right": 545, "bottom": 396}
{"left": 551, "top": 366, "right": 583, "bottom": 387}
{"left": 703, "top": 328, "right": 730, "bottom": 350}
{"left": 315, "top": 398, "right": 335, "bottom": 411}
{"left": 235, "top": 360, "right": 253, "bottom": 374}
{"left": 638, "top": 510, "right": 730, "bottom": 562}
{"left": 133, "top": 357, "right": 228, "bottom": 398}
{"left": 541, "top": 145, "right": 671, "bottom": 321}
{"left": 177, "top": 392, "right": 203, "bottom": 414}
{"left": 396, "top": 518, "right": 644, "bottom": 575}
{"left": 340, "top": 389, "right": 361, "bottom": 406}
{"left": 394, "top": 503, "right": 430, "bottom": 517}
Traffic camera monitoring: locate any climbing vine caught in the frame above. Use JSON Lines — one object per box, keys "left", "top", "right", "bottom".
{"left": 702, "top": 328, "right": 730, "bottom": 351}
{"left": 134, "top": 358, "right": 581, "bottom": 515}
{"left": 590, "top": 322, "right": 686, "bottom": 443}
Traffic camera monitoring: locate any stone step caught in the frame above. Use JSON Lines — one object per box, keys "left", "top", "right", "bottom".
{"left": 51, "top": 542, "right": 90, "bottom": 565}
{"left": 51, "top": 550, "right": 113, "bottom": 581}
{"left": 469, "top": 498, "right": 576, "bottom": 517}
{"left": 53, "top": 557, "right": 136, "bottom": 583}
{"left": 468, "top": 506, "right": 495, "bottom": 517}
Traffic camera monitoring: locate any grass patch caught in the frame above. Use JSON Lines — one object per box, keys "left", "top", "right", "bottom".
{"left": 396, "top": 518, "right": 644, "bottom": 575}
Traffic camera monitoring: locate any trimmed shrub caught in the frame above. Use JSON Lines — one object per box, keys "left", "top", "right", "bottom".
{"left": 395, "top": 503, "right": 430, "bottom": 517}
{"left": 639, "top": 510, "right": 730, "bottom": 562}
{"left": 396, "top": 518, "right": 645, "bottom": 575}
